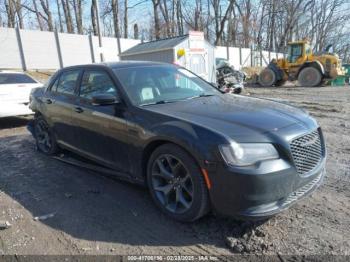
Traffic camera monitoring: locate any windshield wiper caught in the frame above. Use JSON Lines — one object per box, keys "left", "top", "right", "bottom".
{"left": 187, "top": 93, "right": 215, "bottom": 100}
{"left": 140, "top": 100, "right": 176, "bottom": 106}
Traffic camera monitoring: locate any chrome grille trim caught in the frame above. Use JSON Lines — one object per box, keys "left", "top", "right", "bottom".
{"left": 282, "top": 170, "right": 324, "bottom": 207}
{"left": 290, "top": 129, "right": 323, "bottom": 176}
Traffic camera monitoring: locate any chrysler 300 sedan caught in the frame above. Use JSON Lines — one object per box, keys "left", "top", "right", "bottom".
{"left": 29, "top": 62, "right": 326, "bottom": 222}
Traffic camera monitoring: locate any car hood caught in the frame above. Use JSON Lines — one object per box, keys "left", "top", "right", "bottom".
{"left": 143, "top": 94, "right": 318, "bottom": 140}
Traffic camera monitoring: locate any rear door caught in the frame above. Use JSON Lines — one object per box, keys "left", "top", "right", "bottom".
{"left": 42, "top": 69, "right": 82, "bottom": 148}
{"left": 72, "top": 68, "right": 130, "bottom": 172}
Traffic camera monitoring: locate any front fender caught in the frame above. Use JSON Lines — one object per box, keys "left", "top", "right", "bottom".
{"left": 147, "top": 120, "right": 226, "bottom": 164}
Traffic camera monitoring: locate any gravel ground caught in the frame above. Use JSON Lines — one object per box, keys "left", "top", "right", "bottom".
{"left": 0, "top": 86, "right": 349, "bottom": 257}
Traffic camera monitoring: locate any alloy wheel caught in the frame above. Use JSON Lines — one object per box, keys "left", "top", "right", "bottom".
{"left": 35, "top": 120, "right": 52, "bottom": 153}
{"left": 151, "top": 154, "right": 194, "bottom": 214}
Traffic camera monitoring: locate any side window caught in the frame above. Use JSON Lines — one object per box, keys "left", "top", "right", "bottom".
{"left": 56, "top": 70, "right": 80, "bottom": 95}
{"left": 80, "top": 70, "right": 117, "bottom": 99}
{"left": 49, "top": 77, "right": 59, "bottom": 92}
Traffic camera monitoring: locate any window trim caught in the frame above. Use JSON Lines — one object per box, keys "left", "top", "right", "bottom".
{"left": 78, "top": 68, "right": 119, "bottom": 102}
{"left": 48, "top": 69, "right": 82, "bottom": 96}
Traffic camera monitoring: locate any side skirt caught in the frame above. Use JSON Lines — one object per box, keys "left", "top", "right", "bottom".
{"left": 53, "top": 152, "right": 145, "bottom": 186}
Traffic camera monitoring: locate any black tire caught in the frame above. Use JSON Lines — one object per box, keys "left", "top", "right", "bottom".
{"left": 298, "top": 67, "right": 322, "bottom": 87}
{"left": 34, "top": 115, "right": 59, "bottom": 155}
{"left": 258, "top": 68, "right": 277, "bottom": 87}
{"left": 275, "top": 79, "right": 286, "bottom": 87}
{"left": 147, "top": 144, "right": 210, "bottom": 222}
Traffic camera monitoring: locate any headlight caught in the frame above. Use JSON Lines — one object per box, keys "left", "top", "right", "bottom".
{"left": 219, "top": 142, "right": 279, "bottom": 167}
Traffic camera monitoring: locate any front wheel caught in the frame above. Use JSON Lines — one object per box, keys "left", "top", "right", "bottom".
{"left": 147, "top": 144, "right": 210, "bottom": 222}
{"left": 259, "top": 68, "right": 277, "bottom": 87}
{"left": 34, "top": 116, "right": 59, "bottom": 155}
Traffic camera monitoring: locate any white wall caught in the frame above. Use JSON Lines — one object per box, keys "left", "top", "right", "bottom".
{"left": 21, "top": 29, "right": 60, "bottom": 69}
{"left": 59, "top": 33, "right": 92, "bottom": 67}
{"left": 0, "top": 27, "right": 286, "bottom": 71}
{"left": 0, "top": 28, "right": 141, "bottom": 70}
{"left": 0, "top": 27, "right": 22, "bottom": 69}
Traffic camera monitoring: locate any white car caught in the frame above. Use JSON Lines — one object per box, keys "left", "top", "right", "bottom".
{"left": 0, "top": 71, "right": 42, "bottom": 118}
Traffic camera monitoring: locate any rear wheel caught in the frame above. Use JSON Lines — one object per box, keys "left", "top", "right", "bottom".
{"left": 34, "top": 116, "right": 59, "bottom": 155}
{"left": 259, "top": 68, "right": 277, "bottom": 87}
{"left": 298, "top": 67, "right": 322, "bottom": 87}
{"left": 147, "top": 144, "right": 210, "bottom": 222}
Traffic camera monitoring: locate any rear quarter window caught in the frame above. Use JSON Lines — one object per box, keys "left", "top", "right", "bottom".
{"left": 0, "top": 73, "right": 37, "bottom": 84}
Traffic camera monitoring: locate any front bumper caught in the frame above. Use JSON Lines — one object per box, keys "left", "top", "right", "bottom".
{"left": 208, "top": 158, "right": 326, "bottom": 220}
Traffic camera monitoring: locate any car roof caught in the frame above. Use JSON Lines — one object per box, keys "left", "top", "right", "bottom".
{"left": 60, "top": 61, "right": 171, "bottom": 71}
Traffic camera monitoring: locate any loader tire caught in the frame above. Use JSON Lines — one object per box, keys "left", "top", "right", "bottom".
{"left": 259, "top": 68, "right": 277, "bottom": 87}
{"left": 298, "top": 67, "right": 322, "bottom": 87}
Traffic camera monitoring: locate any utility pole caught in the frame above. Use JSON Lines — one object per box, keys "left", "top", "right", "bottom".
{"left": 95, "top": 0, "right": 104, "bottom": 62}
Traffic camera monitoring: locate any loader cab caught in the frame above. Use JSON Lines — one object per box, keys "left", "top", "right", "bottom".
{"left": 287, "top": 43, "right": 303, "bottom": 63}
{"left": 287, "top": 41, "right": 312, "bottom": 64}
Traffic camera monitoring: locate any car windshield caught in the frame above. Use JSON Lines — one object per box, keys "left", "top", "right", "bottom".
{"left": 113, "top": 65, "right": 220, "bottom": 106}
{"left": 0, "top": 73, "right": 37, "bottom": 84}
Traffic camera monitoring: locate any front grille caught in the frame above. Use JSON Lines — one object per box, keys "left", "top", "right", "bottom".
{"left": 282, "top": 169, "right": 324, "bottom": 207}
{"left": 290, "top": 129, "right": 323, "bottom": 175}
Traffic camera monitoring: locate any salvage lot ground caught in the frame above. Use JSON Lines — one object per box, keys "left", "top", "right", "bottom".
{"left": 0, "top": 86, "right": 349, "bottom": 256}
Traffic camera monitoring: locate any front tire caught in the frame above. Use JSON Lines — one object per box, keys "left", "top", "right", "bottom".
{"left": 147, "top": 144, "right": 210, "bottom": 222}
{"left": 298, "top": 67, "right": 322, "bottom": 87}
{"left": 34, "top": 116, "right": 59, "bottom": 155}
{"left": 259, "top": 68, "right": 277, "bottom": 87}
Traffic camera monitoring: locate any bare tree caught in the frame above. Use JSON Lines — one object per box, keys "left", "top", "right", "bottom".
{"left": 61, "top": 0, "right": 74, "bottom": 33}
{"left": 5, "top": 0, "right": 16, "bottom": 27}
{"left": 134, "top": 23, "right": 139, "bottom": 39}
{"left": 151, "top": 0, "right": 161, "bottom": 39}
{"left": 111, "top": 0, "right": 120, "bottom": 37}
{"left": 39, "top": 0, "right": 53, "bottom": 31}
{"left": 91, "top": 0, "right": 97, "bottom": 35}
{"left": 56, "top": 0, "right": 63, "bottom": 32}
{"left": 14, "top": 0, "right": 23, "bottom": 28}
{"left": 212, "top": 0, "right": 235, "bottom": 45}
{"left": 72, "top": 0, "right": 83, "bottom": 34}
{"left": 124, "top": 0, "right": 128, "bottom": 38}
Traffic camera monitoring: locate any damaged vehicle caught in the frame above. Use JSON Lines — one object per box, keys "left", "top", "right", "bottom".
{"left": 216, "top": 58, "right": 245, "bottom": 94}
{"left": 29, "top": 62, "right": 326, "bottom": 222}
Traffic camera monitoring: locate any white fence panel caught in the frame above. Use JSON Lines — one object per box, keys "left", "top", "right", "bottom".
{"left": 228, "top": 47, "right": 241, "bottom": 69}
{"left": 59, "top": 33, "right": 92, "bottom": 67}
{"left": 93, "top": 36, "right": 119, "bottom": 62}
{"left": 0, "top": 28, "right": 22, "bottom": 69}
{"left": 21, "top": 29, "right": 60, "bottom": 70}
{"left": 215, "top": 46, "right": 228, "bottom": 60}
{"left": 262, "top": 51, "right": 270, "bottom": 66}
{"left": 0, "top": 28, "right": 284, "bottom": 71}
{"left": 241, "top": 48, "right": 251, "bottom": 67}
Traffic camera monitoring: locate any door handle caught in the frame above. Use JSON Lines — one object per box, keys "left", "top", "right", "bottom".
{"left": 45, "top": 98, "right": 53, "bottom": 104}
{"left": 74, "top": 107, "right": 84, "bottom": 113}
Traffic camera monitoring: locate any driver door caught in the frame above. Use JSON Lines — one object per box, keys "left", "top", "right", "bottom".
{"left": 71, "top": 68, "right": 130, "bottom": 173}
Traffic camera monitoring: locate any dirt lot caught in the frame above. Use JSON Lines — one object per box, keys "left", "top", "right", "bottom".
{"left": 0, "top": 86, "right": 349, "bottom": 257}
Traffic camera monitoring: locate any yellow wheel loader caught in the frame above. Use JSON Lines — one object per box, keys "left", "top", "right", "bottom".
{"left": 259, "top": 40, "right": 345, "bottom": 87}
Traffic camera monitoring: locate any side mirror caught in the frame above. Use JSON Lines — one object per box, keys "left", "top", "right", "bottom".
{"left": 92, "top": 94, "right": 120, "bottom": 105}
